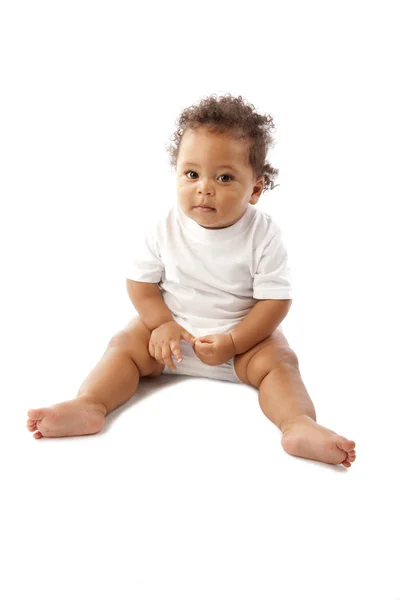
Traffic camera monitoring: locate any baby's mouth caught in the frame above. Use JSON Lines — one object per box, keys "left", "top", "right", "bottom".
{"left": 194, "top": 206, "right": 216, "bottom": 212}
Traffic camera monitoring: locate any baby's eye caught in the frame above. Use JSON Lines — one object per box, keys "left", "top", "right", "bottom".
{"left": 184, "top": 171, "right": 232, "bottom": 182}
{"left": 219, "top": 174, "right": 232, "bottom": 183}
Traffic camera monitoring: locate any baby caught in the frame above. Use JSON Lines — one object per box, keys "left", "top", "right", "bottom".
{"left": 26, "top": 93, "right": 356, "bottom": 468}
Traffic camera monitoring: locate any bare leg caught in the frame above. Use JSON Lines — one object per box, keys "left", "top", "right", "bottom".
{"left": 76, "top": 346, "right": 141, "bottom": 415}
{"left": 26, "top": 346, "right": 142, "bottom": 439}
{"left": 258, "top": 363, "right": 357, "bottom": 468}
{"left": 258, "top": 363, "right": 317, "bottom": 426}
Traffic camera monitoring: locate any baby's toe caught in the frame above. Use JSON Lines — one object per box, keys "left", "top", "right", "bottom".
{"left": 337, "top": 436, "right": 356, "bottom": 453}
{"left": 27, "top": 409, "right": 45, "bottom": 421}
{"left": 33, "top": 431, "right": 43, "bottom": 439}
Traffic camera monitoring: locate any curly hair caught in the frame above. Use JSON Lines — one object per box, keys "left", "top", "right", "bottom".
{"left": 166, "top": 93, "right": 280, "bottom": 193}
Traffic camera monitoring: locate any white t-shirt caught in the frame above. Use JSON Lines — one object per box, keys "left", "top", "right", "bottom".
{"left": 126, "top": 203, "right": 293, "bottom": 338}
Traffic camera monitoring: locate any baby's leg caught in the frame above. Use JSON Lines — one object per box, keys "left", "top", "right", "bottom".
{"left": 26, "top": 317, "right": 165, "bottom": 439}
{"left": 237, "top": 331, "right": 356, "bottom": 467}
{"left": 262, "top": 363, "right": 357, "bottom": 468}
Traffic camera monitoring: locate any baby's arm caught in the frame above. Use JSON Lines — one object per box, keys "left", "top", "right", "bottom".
{"left": 230, "top": 299, "right": 291, "bottom": 355}
{"left": 126, "top": 280, "right": 175, "bottom": 332}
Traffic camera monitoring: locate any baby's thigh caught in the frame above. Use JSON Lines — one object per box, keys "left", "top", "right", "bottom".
{"left": 108, "top": 316, "right": 164, "bottom": 378}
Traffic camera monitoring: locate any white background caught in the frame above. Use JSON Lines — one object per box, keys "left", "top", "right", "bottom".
{"left": 1, "top": 1, "right": 399, "bottom": 599}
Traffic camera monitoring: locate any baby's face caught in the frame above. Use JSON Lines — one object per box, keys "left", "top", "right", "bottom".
{"left": 176, "top": 127, "right": 264, "bottom": 229}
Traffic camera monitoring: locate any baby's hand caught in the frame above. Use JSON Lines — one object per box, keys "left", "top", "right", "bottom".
{"left": 193, "top": 334, "right": 236, "bottom": 366}
{"left": 149, "top": 321, "right": 196, "bottom": 371}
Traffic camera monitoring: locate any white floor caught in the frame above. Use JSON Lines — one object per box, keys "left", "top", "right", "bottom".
{"left": 5, "top": 311, "right": 399, "bottom": 600}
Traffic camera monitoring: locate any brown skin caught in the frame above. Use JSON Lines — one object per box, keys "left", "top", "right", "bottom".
{"left": 176, "top": 127, "right": 264, "bottom": 230}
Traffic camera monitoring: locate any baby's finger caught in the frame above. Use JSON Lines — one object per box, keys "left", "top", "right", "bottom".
{"left": 154, "top": 345, "right": 164, "bottom": 364}
{"left": 170, "top": 341, "right": 182, "bottom": 363}
{"left": 162, "top": 347, "right": 176, "bottom": 371}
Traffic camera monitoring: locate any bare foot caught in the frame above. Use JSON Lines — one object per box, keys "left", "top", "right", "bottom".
{"left": 26, "top": 396, "right": 106, "bottom": 439}
{"left": 281, "top": 415, "right": 356, "bottom": 468}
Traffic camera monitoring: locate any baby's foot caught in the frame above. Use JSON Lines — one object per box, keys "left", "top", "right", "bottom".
{"left": 26, "top": 396, "right": 106, "bottom": 439}
{"left": 281, "top": 415, "right": 356, "bottom": 468}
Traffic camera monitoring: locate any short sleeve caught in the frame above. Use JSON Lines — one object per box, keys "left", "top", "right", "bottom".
{"left": 126, "top": 223, "right": 164, "bottom": 283}
{"left": 253, "top": 227, "right": 293, "bottom": 299}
